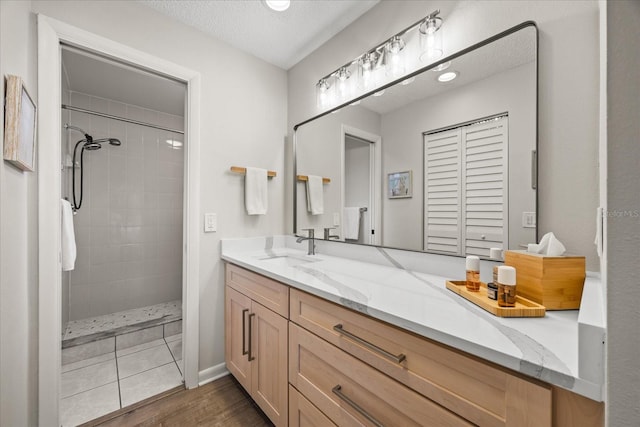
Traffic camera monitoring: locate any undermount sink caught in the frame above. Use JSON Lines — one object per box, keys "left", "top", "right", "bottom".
{"left": 257, "top": 254, "right": 318, "bottom": 268}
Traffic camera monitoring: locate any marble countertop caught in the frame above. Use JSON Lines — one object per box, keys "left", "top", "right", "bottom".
{"left": 221, "top": 236, "right": 605, "bottom": 401}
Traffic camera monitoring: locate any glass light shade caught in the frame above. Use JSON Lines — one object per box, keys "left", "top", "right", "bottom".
{"left": 358, "top": 52, "right": 378, "bottom": 92}
{"left": 335, "top": 67, "right": 353, "bottom": 102}
{"left": 316, "top": 78, "right": 334, "bottom": 109}
{"left": 419, "top": 16, "right": 443, "bottom": 62}
{"left": 385, "top": 36, "right": 406, "bottom": 78}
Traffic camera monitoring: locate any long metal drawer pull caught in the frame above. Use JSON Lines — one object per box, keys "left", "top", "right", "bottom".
{"left": 332, "top": 385, "right": 384, "bottom": 427}
{"left": 242, "top": 309, "right": 249, "bottom": 356}
{"left": 248, "top": 313, "right": 256, "bottom": 361}
{"left": 333, "top": 324, "right": 406, "bottom": 364}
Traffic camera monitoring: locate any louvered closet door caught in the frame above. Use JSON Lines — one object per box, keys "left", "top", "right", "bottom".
{"left": 463, "top": 117, "right": 508, "bottom": 256}
{"left": 423, "top": 128, "right": 462, "bottom": 254}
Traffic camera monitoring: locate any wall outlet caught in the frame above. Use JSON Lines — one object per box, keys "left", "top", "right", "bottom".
{"left": 204, "top": 213, "right": 217, "bottom": 232}
{"left": 333, "top": 212, "right": 340, "bottom": 226}
{"left": 522, "top": 212, "right": 536, "bottom": 228}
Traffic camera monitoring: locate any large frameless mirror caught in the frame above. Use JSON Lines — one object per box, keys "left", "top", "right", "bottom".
{"left": 294, "top": 22, "right": 537, "bottom": 258}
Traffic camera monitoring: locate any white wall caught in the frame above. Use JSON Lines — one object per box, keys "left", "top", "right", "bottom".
{"left": 0, "top": 1, "right": 39, "bottom": 425}
{"left": 65, "top": 92, "right": 184, "bottom": 320}
{"left": 381, "top": 63, "right": 536, "bottom": 251}
{"left": 288, "top": 0, "right": 600, "bottom": 270}
{"left": 0, "top": 1, "right": 287, "bottom": 422}
{"left": 606, "top": 1, "right": 640, "bottom": 425}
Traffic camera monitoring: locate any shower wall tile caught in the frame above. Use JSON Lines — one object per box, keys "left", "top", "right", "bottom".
{"left": 69, "top": 93, "right": 183, "bottom": 321}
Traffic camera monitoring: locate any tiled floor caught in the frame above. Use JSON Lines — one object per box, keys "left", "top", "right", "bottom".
{"left": 60, "top": 333, "right": 183, "bottom": 427}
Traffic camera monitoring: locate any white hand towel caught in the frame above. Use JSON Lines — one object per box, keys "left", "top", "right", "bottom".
{"left": 306, "top": 175, "right": 324, "bottom": 215}
{"left": 61, "top": 199, "right": 77, "bottom": 271}
{"left": 245, "top": 167, "right": 268, "bottom": 215}
{"left": 344, "top": 207, "right": 360, "bottom": 240}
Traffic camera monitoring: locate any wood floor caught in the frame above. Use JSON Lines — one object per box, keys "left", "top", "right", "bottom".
{"left": 83, "top": 374, "right": 274, "bottom": 427}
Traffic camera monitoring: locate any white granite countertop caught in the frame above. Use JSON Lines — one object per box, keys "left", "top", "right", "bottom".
{"left": 221, "top": 236, "right": 605, "bottom": 402}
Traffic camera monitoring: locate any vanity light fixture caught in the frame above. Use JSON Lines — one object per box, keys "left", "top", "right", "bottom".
{"left": 265, "top": 0, "right": 290, "bottom": 12}
{"left": 437, "top": 71, "right": 458, "bottom": 82}
{"left": 315, "top": 9, "right": 444, "bottom": 110}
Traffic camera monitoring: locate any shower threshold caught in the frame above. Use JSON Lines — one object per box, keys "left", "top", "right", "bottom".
{"left": 62, "top": 300, "right": 182, "bottom": 349}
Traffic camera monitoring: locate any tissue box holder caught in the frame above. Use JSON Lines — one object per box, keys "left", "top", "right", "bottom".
{"left": 504, "top": 250, "right": 586, "bottom": 310}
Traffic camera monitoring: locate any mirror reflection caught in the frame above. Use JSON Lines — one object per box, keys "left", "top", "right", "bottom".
{"left": 295, "top": 24, "right": 537, "bottom": 258}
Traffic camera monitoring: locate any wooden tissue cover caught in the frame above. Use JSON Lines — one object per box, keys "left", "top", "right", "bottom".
{"left": 504, "top": 250, "right": 586, "bottom": 310}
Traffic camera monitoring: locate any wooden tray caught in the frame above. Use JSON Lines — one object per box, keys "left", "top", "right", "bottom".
{"left": 446, "top": 280, "right": 546, "bottom": 318}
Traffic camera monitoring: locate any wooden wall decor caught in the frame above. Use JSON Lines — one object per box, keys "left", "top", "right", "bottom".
{"left": 3, "top": 75, "right": 37, "bottom": 171}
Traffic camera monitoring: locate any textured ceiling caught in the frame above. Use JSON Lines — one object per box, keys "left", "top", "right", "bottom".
{"left": 139, "top": 0, "right": 380, "bottom": 70}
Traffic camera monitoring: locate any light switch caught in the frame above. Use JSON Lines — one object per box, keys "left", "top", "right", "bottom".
{"left": 522, "top": 212, "right": 536, "bottom": 228}
{"left": 333, "top": 212, "right": 340, "bottom": 226}
{"left": 204, "top": 213, "right": 217, "bottom": 232}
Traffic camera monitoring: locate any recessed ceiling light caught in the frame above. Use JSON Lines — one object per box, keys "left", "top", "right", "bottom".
{"left": 373, "top": 89, "right": 386, "bottom": 97}
{"left": 265, "top": 0, "right": 290, "bottom": 12}
{"left": 431, "top": 61, "right": 451, "bottom": 72}
{"left": 437, "top": 71, "right": 458, "bottom": 82}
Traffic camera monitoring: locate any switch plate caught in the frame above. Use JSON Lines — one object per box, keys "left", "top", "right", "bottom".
{"left": 522, "top": 212, "right": 536, "bottom": 228}
{"left": 333, "top": 212, "right": 340, "bottom": 226}
{"left": 204, "top": 213, "right": 217, "bottom": 232}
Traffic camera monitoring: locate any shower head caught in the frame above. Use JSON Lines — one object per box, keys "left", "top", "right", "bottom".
{"left": 93, "top": 137, "right": 122, "bottom": 147}
{"left": 83, "top": 142, "right": 102, "bottom": 151}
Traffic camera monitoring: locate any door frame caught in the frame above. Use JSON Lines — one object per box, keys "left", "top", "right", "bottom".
{"left": 37, "top": 14, "right": 201, "bottom": 425}
{"left": 340, "top": 125, "right": 381, "bottom": 245}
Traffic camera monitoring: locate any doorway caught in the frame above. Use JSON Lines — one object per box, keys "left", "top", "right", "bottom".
{"left": 341, "top": 125, "right": 381, "bottom": 245}
{"left": 38, "top": 15, "right": 201, "bottom": 426}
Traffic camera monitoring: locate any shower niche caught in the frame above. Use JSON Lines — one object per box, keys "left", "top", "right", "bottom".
{"left": 60, "top": 45, "right": 188, "bottom": 425}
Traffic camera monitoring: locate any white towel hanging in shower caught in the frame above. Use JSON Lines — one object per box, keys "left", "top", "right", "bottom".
{"left": 61, "top": 199, "right": 77, "bottom": 271}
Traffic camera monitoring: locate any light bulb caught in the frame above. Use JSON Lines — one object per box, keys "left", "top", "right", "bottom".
{"left": 385, "top": 36, "right": 406, "bottom": 78}
{"left": 335, "top": 67, "right": 352, "bottom": 102}
{"left": 265, "top": 0, "right": 290, "bottom": 12}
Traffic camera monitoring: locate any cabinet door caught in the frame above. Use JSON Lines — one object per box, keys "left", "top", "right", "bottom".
{"left": 251, "top": 301, "right": 288, "bottom": 427}
{"left": 225, "top": 286, "right": 252, "bottom": 393}
{"left": 290, "top": 385, "right": 336, "bottom": 427}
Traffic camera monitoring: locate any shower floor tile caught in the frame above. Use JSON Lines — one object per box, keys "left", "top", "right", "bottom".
{"left": 63, "top": 300, "right": 182, "bottom": 343}
{"left": 61, "top": 333, "right": 184, "bottom": 426}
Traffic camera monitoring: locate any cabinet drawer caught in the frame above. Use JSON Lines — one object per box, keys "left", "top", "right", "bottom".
{"left": 226, "top": 263, "right": 289, "bottom": 317}
{"left": 290, "top": 323, "right": 471, "bottom": 427}
{"left": 290, "top": 385, "right": 336, "bottom": 427}
{"left": 290, "top": 289, "right": 551, "bottom": 427}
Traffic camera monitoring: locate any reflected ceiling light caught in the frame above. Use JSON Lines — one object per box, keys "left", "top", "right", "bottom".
{"left": 401, "top": 76, "right": 416, "bottom": 85}
{"left": 437, "top": 71, "right": 458, "bottom": 82}
{"left": 265, "top": 0, "right": 290, "bottom": 12}
{"left": 315, "top": 9, "right": 443, "bottom": 111}
{"left": 166, "top": 139, "right": 183, "bottom": 149}
{"left": 419, "top": 10, "right": 443, "bottom": 62}
{"left": 431, "top": 61, "right": 451, "bottom": 72}
{"left": 373, "top": 89, "right": 385, "bottom": 97}
{"left": 350, "top": 100, "right": 361, "bottom": 106}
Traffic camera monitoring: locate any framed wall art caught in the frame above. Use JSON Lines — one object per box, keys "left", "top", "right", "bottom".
{"left": 388, "top": 170, "right": 412, "bottom": 199}
{"left": 3, "top": 75, "right": 37, "bottom": 171}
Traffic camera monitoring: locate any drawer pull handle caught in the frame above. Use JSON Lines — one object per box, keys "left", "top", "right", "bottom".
{"left": 333, "top": 324, "right": 406, "bottom": 364}
{"left": 332, "top": 385, "right": 384, "bottom": 427}
{"left": 248, "top": 313, "right": 256, "bottom": 361}
{"left": 242, "top": 308, "right": 249, "bottom": 356}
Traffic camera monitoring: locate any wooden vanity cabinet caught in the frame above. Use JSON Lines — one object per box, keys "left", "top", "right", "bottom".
{"left": 225, "top": 264, "right": 288, "bottom": 427}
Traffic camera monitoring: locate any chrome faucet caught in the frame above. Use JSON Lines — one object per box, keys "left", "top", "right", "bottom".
{"left": 296, "top": 229, "right": 316, "bottom": 255}
{"left": 324, "top": 227, "right": 339, "bottom": 240}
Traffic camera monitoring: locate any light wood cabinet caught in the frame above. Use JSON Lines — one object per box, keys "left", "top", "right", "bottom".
{"left": 289, "top": 385, "right": 336, "bottom": 427}
{"left": 225, "top": 265, "right": 289, "bottom": 427}
{"left": 225, "top": 263, "right": 603, "bottom": 427}
{"left": 290, "top": 289, "right": 552, "bottom": 427}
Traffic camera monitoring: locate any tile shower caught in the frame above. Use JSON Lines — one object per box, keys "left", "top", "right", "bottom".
{"left": 60, "top": 90, "right": 185, "bottom": 425}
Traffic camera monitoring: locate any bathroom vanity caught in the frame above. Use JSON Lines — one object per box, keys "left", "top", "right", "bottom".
{"left": 222, "top": 236, "right": 604, "bottom": 427}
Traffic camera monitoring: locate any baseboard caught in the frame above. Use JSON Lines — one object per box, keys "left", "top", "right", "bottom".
{"left": 198, "top": 362, "right": 229, "bottom": 386}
